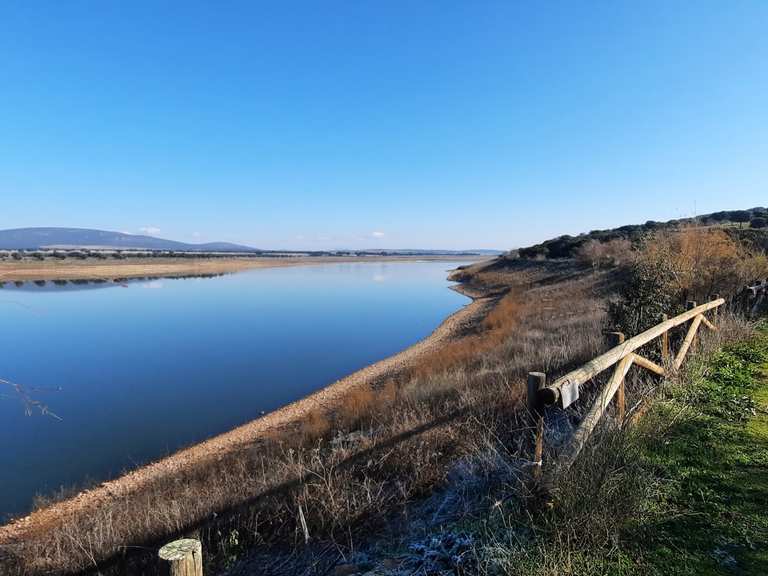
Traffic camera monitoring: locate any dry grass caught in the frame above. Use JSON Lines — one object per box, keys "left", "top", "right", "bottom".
{"left": 1, "top": 261, "right": 615, "bottom": 575}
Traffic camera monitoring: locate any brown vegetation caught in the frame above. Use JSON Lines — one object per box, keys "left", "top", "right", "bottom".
{"left": 410, "top": 289, "right": 524, "bottom": 378}
{"left": 643, "top": 227, "right": 767, "bottom": 302}
{"left": 609, "top": 227, "right": 768, "bottom": 335}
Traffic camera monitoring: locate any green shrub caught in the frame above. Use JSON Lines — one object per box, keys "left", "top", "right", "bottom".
{"left": 608, "top": 250, "right": 677, "bottom": 335}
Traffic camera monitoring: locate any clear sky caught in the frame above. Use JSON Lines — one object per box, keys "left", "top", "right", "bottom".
{"left": 1, "top": 2, "right": 766, "bottom": 250}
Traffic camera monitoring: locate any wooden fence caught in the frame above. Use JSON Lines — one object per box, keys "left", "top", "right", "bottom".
{"left": 526, "top": 297, "right": 725, "bottom": 484}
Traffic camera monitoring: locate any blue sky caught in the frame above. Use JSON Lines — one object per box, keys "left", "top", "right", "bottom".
{"left": 1, "top": 2, "right": 766, "bottom": 250}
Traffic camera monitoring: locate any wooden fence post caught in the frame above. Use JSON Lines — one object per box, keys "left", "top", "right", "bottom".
{"left": 527, "top": 372, "right": 546, "bottom": 481}
{"left": 743, "top": 286, "right": 752, "bottom": 313}
{"left": 159, "top": 539, "right": 203, "bottom": 576}
{"left": 660, "top": 313, "right": 670, "bottom": 365}
{"left": 685, "top": 301, "right": 698, "bottom": 352}
{"left": 607, "top": 332, "right": 626, "bottom": 422}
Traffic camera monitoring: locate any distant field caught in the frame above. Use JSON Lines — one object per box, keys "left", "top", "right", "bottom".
{"left": 0, "top": 254, "right": 483, "bottom": 282}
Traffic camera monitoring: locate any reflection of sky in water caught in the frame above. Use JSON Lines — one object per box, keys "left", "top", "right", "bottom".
{"left": 0, "top": 280, "right": 120, "bottom": 292}
{"left": 0, "top": 260, "right": 474, "bottom": 516}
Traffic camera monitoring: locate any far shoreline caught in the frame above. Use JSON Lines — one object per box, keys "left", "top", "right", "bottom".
{"left": 0, "top": 255, "right": 483, "bottom": 283}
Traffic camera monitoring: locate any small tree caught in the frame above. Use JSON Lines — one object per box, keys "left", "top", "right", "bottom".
{"left": 609, "top": 246, "right": 678, "bottom": 335}
{"left": 576, "top": 239, "right": 606, "bottom": 269}
{"left": 750, "top": 217, "right": 767, "bottom": 229}
{"left": 577, "top": 238, "right": 634, "bottom": 269}
{"left": 731, "top": 210, "right": 752, "bottom": 228}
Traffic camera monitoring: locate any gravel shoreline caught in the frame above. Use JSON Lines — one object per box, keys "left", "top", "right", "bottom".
{"left": 0, "top": 280, "right": 498, "bottom": 545}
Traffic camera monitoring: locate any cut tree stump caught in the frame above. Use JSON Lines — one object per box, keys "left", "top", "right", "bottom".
{"left": 159, "top": 538, "right": 203, "bottom": 576}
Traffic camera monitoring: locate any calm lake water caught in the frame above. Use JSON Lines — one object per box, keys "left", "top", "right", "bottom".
{"left": 0, "top": 261, "right": 472, "bottom": 517}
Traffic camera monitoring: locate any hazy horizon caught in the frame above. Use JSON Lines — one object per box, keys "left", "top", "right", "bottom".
{"left": 2, "top": 2, "right": 766, "bottom": 250}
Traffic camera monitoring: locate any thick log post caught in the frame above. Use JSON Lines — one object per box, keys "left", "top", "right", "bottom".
{"left": 607, "top": 332, "right": 626, "bottom": 422}
{"left": 159, "top": 539, "right": 203, "bottom": 576}
{"left": 527, "top": 372, "right": 546, "bottom": 480}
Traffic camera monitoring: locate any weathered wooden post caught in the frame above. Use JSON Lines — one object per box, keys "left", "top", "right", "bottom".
{"left": 159, "top": 539, "right": 203, "bottom": 576}
{"left": 527, "top": 372, "right": 546, "bottom": 482}
{"left": 607, "top": 332, "right": 626, "bottom": 423}
{"left": 660, "top": 313, "right": 670, "bottom": 365}
{"left": 743, "top": 285, "right": 752, "bottom": 315}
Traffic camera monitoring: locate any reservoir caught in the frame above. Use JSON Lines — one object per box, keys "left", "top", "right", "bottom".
{"left": 0, "top": 261, "right": 472, "bottom": 518}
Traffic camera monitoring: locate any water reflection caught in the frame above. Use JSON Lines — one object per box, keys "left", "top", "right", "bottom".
{"left": 0, "top": 272, "right": 227, "bottom": 292}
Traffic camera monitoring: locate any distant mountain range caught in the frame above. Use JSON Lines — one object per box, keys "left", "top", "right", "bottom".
{"left": 0, "top": 228, "right": 501, "bottom": 255}
{"left": 0, "top": 228, "right": 259, "bottom": 252}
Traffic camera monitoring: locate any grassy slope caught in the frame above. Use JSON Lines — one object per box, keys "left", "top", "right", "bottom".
{"left": 632, "top": 331, "right": 768, "bottom": 574}
{"left": 476, "top": 325, "right": 768, "bottom": 576}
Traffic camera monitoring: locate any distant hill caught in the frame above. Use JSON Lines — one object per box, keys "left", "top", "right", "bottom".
{"left": 0, "top": 228, "right": 259, "bottom": 252}
{"left": 515, "top": 207, "right": 768, "bottom": 260}
{"left": 0, "top": 227, "right": 502, "bottom": 256}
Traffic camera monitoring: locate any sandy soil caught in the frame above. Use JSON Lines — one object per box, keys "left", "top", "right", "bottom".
{"left": 0, "top": 282, "right": 498, "bottom": 544}
{"left": 0, "top": 256, "right": 480, "bottom": 282}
